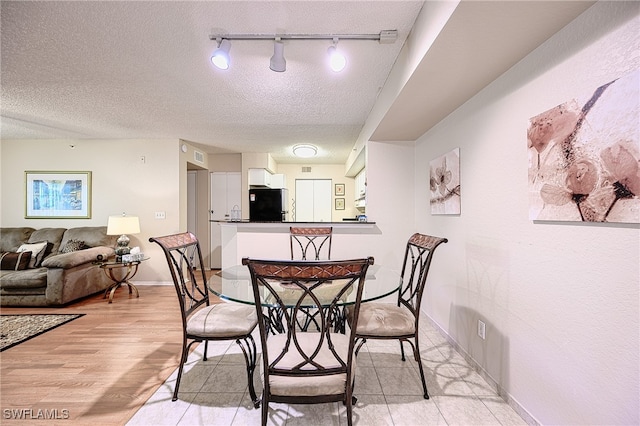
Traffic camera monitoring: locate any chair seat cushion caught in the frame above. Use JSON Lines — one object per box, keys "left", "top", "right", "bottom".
{"left": 187, "top": 303, "right": 257, "bottom": 338}
{"left": 264, "top": 332, "right": 355, "bottom": 397}
{"left": 352, "top": 302, "right": 415, "bottom": 336}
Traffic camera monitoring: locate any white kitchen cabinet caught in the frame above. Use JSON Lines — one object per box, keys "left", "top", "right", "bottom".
{"left": 248, "top": 168, "right": 272, "bottom": 187}
{"left": 210, "top": 172, "right": 241, "bottom": 268}
{"left": 355, "top": 169, "right": 366, "bottom": 211}
{"left": 270, "top": 173, "right": 286, "bottom": 189}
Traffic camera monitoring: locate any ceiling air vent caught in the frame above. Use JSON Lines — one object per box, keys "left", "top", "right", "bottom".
{"left": 194, "top": 151, "right": 205, "bottom": 163}
{"left": 302, "top": 166, "right": 312, "bottom": 173}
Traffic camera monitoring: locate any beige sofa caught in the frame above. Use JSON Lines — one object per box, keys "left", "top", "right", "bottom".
{"left": 0, "top": 227, "right": 116, "bottom": 306}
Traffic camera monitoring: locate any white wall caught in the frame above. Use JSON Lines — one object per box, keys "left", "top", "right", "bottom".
{"left": 414, "top": 2, "right": 639, "bottom": 424}
{"left": 0, "top": 138, "right": 182, "bottom": 282}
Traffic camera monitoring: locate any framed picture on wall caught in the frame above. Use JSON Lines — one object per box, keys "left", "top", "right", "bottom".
{"left": 25, "top": 171, "right": 92, "bottom": 218}
{"left": 335, "top": 183, "right": 345, "bottom": 196}
{"left": 335, "top": 198, "right": 345, "bottom": 210}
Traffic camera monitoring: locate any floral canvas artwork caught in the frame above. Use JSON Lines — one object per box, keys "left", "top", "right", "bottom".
{"left": 430, "top": 148, "right": 460, "bottom": 214}
{"left": 527, "top": 70, "right": 640, "bottom": 223}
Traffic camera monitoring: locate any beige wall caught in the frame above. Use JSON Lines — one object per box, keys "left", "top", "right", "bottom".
{"left": 276, "top": 163, "right": 358, "bottom": 221}
{"left": 0, "top": 138, "right": 182, "bottom": 282}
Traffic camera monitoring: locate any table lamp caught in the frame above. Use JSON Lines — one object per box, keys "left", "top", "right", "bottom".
{"left": 107, "top": 214, "right": 140, "bottom": 261}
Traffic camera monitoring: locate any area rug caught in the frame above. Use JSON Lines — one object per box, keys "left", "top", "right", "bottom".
{"left": 0, "top": 314, "right": 84, "bottom": 352}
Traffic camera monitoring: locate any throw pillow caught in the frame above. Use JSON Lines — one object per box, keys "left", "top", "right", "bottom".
{"left": 61, "top": 239, "right": 87, "bottom": 253}
{"left": 16, "top": 241, "right": 48, "bottom": 268}
{"left": 0, "top": 251, "right": 32, "bottom": 271}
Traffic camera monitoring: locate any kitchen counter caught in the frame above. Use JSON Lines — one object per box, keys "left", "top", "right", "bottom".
{"left": 212, "top": 220, "right": 376, "bottom": 233}
{"left": 215, "top": 221, "right": 381, "bottom": 269}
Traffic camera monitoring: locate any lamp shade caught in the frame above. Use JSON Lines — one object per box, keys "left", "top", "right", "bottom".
{"left": 107, "top": 215, "right": 140, "bottom": 236}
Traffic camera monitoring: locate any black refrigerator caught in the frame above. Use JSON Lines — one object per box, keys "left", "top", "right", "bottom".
{"left": 249, "top": 188, "right": 289, "bottom": 221}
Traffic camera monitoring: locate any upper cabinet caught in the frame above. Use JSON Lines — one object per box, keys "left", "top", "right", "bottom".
{"left": 248, "top": 168, "right": 286, "bottom": 189}
{"left": 248, "top": 168, "right": 272, "bottom": 187}
{"left": 355, "top": 169, "right": 366, "bottom": 211}
{"left": 270, "top": 174, "right": 286, "bottom": 189}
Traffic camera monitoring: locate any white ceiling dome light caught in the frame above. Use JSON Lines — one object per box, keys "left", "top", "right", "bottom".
{"left": 293, "top": 144, "right": 317, "bottom": 158}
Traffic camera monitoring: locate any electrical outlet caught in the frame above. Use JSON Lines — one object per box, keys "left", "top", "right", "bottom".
{"left": 478, "top": 320, "right": 486, "bottom": 340}
{"left": 154, "top": 211, "right": 166, "bottom": 219}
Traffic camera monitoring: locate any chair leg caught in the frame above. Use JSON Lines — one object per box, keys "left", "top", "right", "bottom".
{"left": 173, "top": 338, "right": 195, "bottom": 402}
{"left": 354, "top": 337, "right": 366, "bottom": 356}
{"left": 203, "top": 340, "right": 209, "bottom": 361}
{"left": 414, "top": 335, "right": 430, "bottom": 399}
{"left": 400, "top": 339, "right": 406, "bottom": 361}
{"left": 261, "top": 396, "right": 269, "bottom": 426}
{"left": 236, "top": 336, "right": 260, "bottom": 408}
{"left": 345, "top": 388, "right": 354, "bottom": 426}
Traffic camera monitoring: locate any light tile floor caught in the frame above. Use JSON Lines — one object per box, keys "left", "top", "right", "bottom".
{"left": 127, "top": 320, "right": 527, "bottom": 425}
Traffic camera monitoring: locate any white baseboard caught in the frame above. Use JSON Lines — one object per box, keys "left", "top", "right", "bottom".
{"left": 424, "top": 314, "right": 539, "bottom": 426}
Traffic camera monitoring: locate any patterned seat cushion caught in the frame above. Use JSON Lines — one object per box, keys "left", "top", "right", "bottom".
{"left": 186, "top": 303, "right": 257, "bottom": 338}
{"left": 350, "top": 302, "right": 415, "bottom": 336}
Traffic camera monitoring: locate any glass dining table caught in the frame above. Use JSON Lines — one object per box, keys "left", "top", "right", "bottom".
{"left": 208, "top": 263, "right": 402, "bottom": 333}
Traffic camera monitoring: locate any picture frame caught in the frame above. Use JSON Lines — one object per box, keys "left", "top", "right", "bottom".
{"left": 335, "top": 183, "right": 345, "bottom": 196}
{"left": 25, "top": 171, "right": 92, "bottom": 219}
{"left": 335, "top": 198, "right": 345, "bottom": 210}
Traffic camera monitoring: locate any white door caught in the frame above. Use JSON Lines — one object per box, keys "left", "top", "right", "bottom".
{"left": 295, "top": 179, "right": 331, "bottom": 222}
{"left": 210, "top": 172, "right": 241, "bottom": 268}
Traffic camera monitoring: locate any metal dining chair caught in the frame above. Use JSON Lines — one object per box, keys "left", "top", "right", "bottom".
{"left": 150, "top": 232, "right": 259, "bottom": 407}
{"left": 347, "top": 233, "right": 448, "bottom": 399}
{"left": 289, "top": 227, "right": 333, "bottom": 260}
{"left": 243, "top": 256, "right": 374, "bottom": 426}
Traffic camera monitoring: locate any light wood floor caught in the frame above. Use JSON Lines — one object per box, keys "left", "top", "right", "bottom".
{"left": 0, "top": 284, "right": 200, "bottom": 425}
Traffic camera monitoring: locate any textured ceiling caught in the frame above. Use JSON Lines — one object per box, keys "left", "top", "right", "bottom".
{"left": 0, "top": 0, "right": 423, "bottom": 164}
{"left": 1, "top": 1, "right": 594, "bottom": 164}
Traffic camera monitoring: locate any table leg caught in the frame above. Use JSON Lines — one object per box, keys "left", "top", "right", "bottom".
{"left": 102, "top": 263, "right": 141, "bottom": 303}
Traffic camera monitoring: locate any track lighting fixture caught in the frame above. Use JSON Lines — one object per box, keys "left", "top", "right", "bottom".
{"left": 208, "top": 30, "right": 397, "bottom": 73}
{"left": 270, "top": 39, "right": 286, "bottom": 72}
{"left": 211, "top": 38, "right": 231, "bottom": 70}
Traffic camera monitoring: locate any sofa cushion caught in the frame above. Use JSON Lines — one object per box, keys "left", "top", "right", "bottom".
{"left": 28, "top": 228, "right": 67, "bottom": 259}
{"left": 0, "top": 267, "right": 48, "bottom": 289}
{"left": 17, "top": 241, "right": 48, "bottom": 268}
{"left": 61, "top": 227, "right": 115, "bottom": 249}
{"left": 0, "top": 228, "right": 35, "bottom": 252}
{"left": 0, "top": 251, "right": 32, "bottom": 271}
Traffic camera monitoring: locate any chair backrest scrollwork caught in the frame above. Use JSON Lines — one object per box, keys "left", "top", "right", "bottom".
{"left": 289, "top": 227, "right": 333, "bottom": 260}
{"left": 149, "top": 232, "right": 210, "bottom": 321}
{"left": 398, "top": 233, "right": 448, "bottom": 315}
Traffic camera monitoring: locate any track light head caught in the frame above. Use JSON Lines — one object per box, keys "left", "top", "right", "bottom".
{"left": 270, "top": 40, "right": 286, "bottom": 72}
{"left": 211, "top": 39, "right": 231, "bottom": 70}
{"left": 328, "top": 39, "right": 346, "bottom": 72}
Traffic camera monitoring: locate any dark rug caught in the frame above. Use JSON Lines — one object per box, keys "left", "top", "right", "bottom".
{"left": 0, "top": 314, "right": 84, "bottom": 352}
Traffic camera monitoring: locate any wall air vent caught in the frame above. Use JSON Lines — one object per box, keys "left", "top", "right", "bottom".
{"left": 302, "top": 166, "right": 312, "bottom": 173}
{"left": 194, "top": 151, "right": 205, "bottom": 163}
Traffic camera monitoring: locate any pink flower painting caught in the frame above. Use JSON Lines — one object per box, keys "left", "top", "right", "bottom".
{"left": 528, "top": 69, "right": 639, "bottom": 223}
{"left": 430, "top": 148, "right": 460, "bottom": 214}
